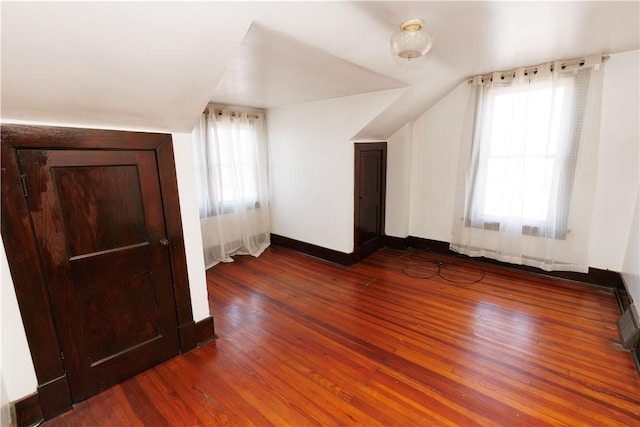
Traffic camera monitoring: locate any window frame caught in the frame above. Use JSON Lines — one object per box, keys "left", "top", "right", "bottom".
{"left": 195, "top": 112, "right": 265, "bottom": 218}
{"left": 465, "top": 68, "right": 591, "bottom": 240}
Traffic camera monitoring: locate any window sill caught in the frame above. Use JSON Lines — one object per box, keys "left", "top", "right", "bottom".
{"left": 464, "top": 219, "right": 568, "bottom": 240}
{"left": 201, "top": 201, "right": 262, "bottom": 217}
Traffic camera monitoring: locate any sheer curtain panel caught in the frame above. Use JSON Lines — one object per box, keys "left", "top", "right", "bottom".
{"left": 192, "top": 107, "right": 270, "bottom": 268}
{"left": 451, "top": 56, "right": 605, "bottom": 272}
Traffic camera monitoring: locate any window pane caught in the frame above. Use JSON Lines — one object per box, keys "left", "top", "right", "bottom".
{"left": 522, "top": 158, "right": 554, "bottom": 221}
{"left": 483, "top": 158, "right": 522, "bottom": 218}
{"left": 477, "top": 82, "right": 568, "bottom": 225}
{"left": 524, "top": 85, "right": 565, "bottom": 156}
{"left": 491, "top": 92, "right": 522, "bottom": 156}
{"left": 243, "top": 165, "right": 258, "bottom": 203}
{"left": 524, "top": 87, "right": 553, "bottom": 156}
{"left": 220, "top": 165, "right": 236, "bottom": 203}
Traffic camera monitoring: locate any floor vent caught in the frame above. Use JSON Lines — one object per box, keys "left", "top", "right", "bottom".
{"left": 618, "top": 304, "right": 639, "bottom": 350}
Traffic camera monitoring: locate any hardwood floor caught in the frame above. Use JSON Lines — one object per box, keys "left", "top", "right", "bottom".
{"left": 43, "top": 246, "right": 640, "bottom": 426}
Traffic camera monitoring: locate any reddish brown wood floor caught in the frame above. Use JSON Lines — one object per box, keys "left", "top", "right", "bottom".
{"left": 43, "top": 247, "right": 640, "bottom": 426}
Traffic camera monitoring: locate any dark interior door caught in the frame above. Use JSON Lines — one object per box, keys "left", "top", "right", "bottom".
{"left": 17, "top": 148, "right": 180, "bottom": 402}
{"left": 354, "top": 142, "right": 387, "bottom": 261}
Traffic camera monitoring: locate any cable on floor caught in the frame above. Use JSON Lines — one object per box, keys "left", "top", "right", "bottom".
{"left": 399, "top": 247, "right": 486, "bottom": 285}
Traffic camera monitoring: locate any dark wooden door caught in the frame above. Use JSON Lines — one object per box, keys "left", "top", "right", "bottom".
{"left": 17, "top": 148, "right": 180, "bottom": 402}
{"left": 354, "top": 143, "right": 387, "bottom": 261}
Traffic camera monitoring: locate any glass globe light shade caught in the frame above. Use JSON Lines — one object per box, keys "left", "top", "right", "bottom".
{"left": 390, "top": 19, "right": 433, "bottom": 60}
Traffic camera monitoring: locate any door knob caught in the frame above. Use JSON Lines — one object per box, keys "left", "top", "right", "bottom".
{"left": 160, "top": 238, "right": 170, "bottom": 247}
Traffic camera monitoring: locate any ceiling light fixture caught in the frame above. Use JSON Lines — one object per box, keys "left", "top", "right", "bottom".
{"left": 390, "top": 18, "right": 433, "bottom": 62}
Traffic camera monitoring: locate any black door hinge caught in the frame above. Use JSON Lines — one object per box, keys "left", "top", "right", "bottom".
{"left": 19, "top": 174, "right": 28, "bottom": 198}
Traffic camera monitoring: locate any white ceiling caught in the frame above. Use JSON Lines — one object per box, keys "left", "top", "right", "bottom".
{"left": 2, "top": 1, "right": 639, "bottom": 138}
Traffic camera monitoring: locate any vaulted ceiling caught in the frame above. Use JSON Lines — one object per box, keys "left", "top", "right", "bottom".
{"left": 2, "top": 2, "right": 638, "bottom": 139}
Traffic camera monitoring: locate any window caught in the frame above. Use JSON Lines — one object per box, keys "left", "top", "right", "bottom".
{"left": 192, "top": 109, "right": 267, "bottom": 217}
{"left": 191, "top": 107, "right": 271, "bottom": 267}
{"left": 212, "top": 122, "right": 260, "bottom": 211}
{"left": 451, "top": 57, "right": 604, "bottom": 273}
{"left": 466, "top": 69, "right": 587, "bottom": 239}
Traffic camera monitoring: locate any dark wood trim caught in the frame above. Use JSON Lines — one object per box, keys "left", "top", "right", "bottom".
{"left": 156, "top": 140, "right": 198, "bottom": 353}
{"left": 632, "top": 346, "right": 640, "bottom": 373}
{"left": 12, "top": 317, "right": 217, "bottom": 427}
{"left": 177, "top": 322, "right": 197, "bottom": 353}
{"left": 406, "top": 236, "right": 455, "bottom": 255}
{"left": 615, "top": 283, "right": 634, "bottom": 312}
{"left": 16, "top": 247, "right": 637, "bottom": 425}
{"left": 13, "top": 393, "right": 42, "bottom": 427}
{"left": 615, "top": 289, "right": 632, "bottom": 315}
{"left": 392, "top": 235, "right": 639, "bottom": 374}
{"left": 1, "top": 125, "right": 201, "bottom": 419}
{"left": 386, "top": 235, "right": 626, "bottom": 289}
{"left": 271, "top": 234, "right": 356, "bottom": 267}
{"left": 617, "top": 278, "right": 640, "bottom": 373}
{"left": 354, "top": 142, "right": 387, "bottom": 263}
{"left": 37, "top": 375, "right": 73, "bottom": 420}
{"left": 0, "top": 124, "right": 169, "bottom": 150}
{"left": 275, "top": 232, "right": 628, "bottom": 292}
{"left": 382, "top": 235, "right": 409, "bottom": 250}
{"left": 1, "top": 140, "right": 69, "bottom": 402}
{"left": 195, "top": 316, "right": 217, "bottom": 345}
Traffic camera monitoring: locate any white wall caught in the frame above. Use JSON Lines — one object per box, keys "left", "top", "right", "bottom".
{"left": 0, "top": 370, "right": 10, "bottom": 427}
{"left": 267, "top": 89, "right": 403, "bottom": 254}
{"left": 407, "top": 83, "right": 470, "bottom": 242}
{"left": 589, "top": 50, "right": 640, "bottom": 270}
{"left": 398, "top": 50, "right": 640, "bottom": 272}
{"left": 1, "top": 242, "right": 38, "bottom": 402}
{"left": 170, "top": 132, "right": 210, "bottom": 322}
{"left": 0, "top": 124, "right": 210, "bottom": 404}
{"left": 385, "top": 122, "right": 413, "bottom": 238}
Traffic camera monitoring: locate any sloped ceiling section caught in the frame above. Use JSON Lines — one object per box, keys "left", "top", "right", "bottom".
{"left": 351, "top": 1, "right": 640, "bottom": 140}
{"left": 2, "top": 2, "right": 639, "bottom": 136}
{"left": 212, "top": 24, "right": 406, "bottom": 108}
{"left": 1, "top": 2, "right": 252, "bottom": 132}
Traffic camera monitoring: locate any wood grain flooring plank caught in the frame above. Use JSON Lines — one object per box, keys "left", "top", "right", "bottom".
{"left": 42, "top": 247, "right": 640, "bottom": 426}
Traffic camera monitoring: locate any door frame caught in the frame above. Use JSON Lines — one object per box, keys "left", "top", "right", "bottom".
{"left": 1, "top": 125, "right": 200, "bottom": 420}
{"left": 354, "top": 142, "right": 387, "bottom": 262}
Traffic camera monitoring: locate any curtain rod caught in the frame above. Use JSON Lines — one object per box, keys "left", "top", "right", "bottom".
{"left": 467, "top": 55, "right": 610, "bottom": 84}
{"left": 203, "top": 108, "right": 261, "bottom": 120}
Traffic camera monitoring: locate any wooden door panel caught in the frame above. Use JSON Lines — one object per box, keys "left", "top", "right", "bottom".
{"left": 70, "top": 245, "right": 160, "bottom": 365}
{"left": 69, "top": 243, "right": 151, "bottom": 286}
{"left": 354, "top": 143, "right": 387, "bottom": 261}
{"left": 358, "top": 151, "right": 382, "bottom": 245}
{"left": 360, "top": 152, "right": 381, "bottom": 195}
{"left": 54, "top": 165, "right": 148, "bottom": 255}
{"left": 17, "top": 148, "right": 179, "bottom": 402}
{"left": 359, "top": 206, "right": 380, "bottom": 245}
{"left": 80, "top": 271, "right": 160, "bottom": 364}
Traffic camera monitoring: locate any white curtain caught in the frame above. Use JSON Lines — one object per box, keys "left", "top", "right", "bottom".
{"left": 192, "top": 107, "right": 270, "bottom": 268}
{"left": 451, "top": 56, "right": 605, "bottom": 273}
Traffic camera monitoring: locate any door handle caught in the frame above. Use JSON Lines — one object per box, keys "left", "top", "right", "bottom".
{"left": 159, "top": 238, "right": 170, "bottom": 247}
